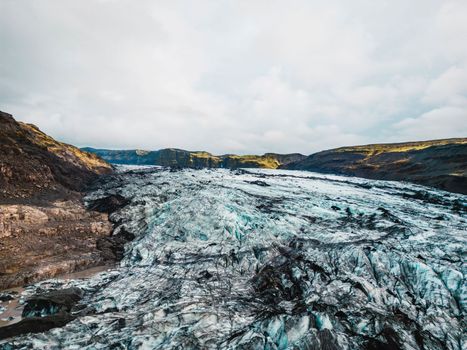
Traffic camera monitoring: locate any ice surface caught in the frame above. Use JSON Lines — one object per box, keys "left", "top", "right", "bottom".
{"left": 2, "top": 168, "right": 466, "bottom": 349}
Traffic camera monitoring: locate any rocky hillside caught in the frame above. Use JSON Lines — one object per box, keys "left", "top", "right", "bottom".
{"left": 81, "top": 147, "right": 305, "bottom": 169}
{"left": 0, "top": 111, "right": 114, "bottom": 289}
{"left": 284, "top": 138, "right": 467, "bottom": 194}
{"left": 0, "top": 111, "right": 112, "bottom": 200}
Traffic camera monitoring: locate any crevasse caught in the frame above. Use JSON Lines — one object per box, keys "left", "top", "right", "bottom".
{"left": 3, "top": 167, "right": 466, "bottom": 350}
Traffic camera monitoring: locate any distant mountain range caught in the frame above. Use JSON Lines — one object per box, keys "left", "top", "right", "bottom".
{"left": 80, "top": 147, "right": 306, "bottom": 169}
{"left": 284, "top": 138, "right": 467, "bottom": 194}
{"left": 1, "top": 109, "right": 465, "bottom": 195}
{"left": 83, "top": 138, "right": 467, "bottom": 194}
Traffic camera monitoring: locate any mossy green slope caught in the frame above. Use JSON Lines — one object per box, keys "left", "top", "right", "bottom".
{"left": 284, "top": 138, "right": 467, "bottom": 194}
{"left": 81, "top": 147, "right": 306, "bottom": 169}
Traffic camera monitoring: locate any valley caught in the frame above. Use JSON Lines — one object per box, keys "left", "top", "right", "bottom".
{"left": 1, "top": 166, "right": 465, "bottom": 349}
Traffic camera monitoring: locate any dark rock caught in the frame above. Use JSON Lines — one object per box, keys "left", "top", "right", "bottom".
{"left": 452, "top": 199, "right": 466, "bottom": 213}
{"left": 246, "top": 180, "right": 270, "bottom": 187}
{"left": 87, "top": 194, "right": 130, "bottom": 214}
{"left": 365, "top": 327, "right": 402, "bottom": 350}
{"left": 0, "top": 288, "right": 83, "bottom": 340}
{"left": 0, "top": 293, "right": 15, "bottom": 302}
{"left": 0, "top": 314, "right": 76, "bottom": 340}
{"left": 22, "top": 287, "right": 83, "bottom": 318}
{"left": 252, "top": 250, "right": 305, "bottom": 305}
{"left": 196, "top": 270, "right": 213, "bottom": 283}
{"left": 96, "top": 227, "right": 135, "bottom": 261}
{"left": 402, "top": 190, "right": 446, "bottom": 205}
{"left": 97, "top": 235, "right": 129, "bottom": 261}
{"left": 317, "top": 329, "right": 340, "bottom": 350}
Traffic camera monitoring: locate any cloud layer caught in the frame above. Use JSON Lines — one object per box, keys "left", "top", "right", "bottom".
{"left": 1, "top": 0, "right": 466, "bottom": 154}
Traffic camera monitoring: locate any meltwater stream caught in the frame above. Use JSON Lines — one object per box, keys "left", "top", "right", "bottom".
{"left": 1, "top": 167, "right": 466, "bottom": 349}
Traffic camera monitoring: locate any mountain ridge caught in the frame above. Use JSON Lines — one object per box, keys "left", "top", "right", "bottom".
{"left": 0, "top": 111, "right": 113, "bottom": 200}
{"left": 283, "top": 137, "right": 467, "bottom": 194}
{"left": 82, "top": 138, "right": 467, "bottom": 194}
{"left": 81, "top": 147, "right": 306, "bottom": 169}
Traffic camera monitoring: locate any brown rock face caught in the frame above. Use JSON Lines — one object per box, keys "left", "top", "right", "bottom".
{"left": 0, "top": 111, "right": 115, "bottom": 289}
{"left": 0, "top": 200, "right": 112, "bottom": 289}
{"left": 0, "top": 110, "right": 112, "bottom": 200}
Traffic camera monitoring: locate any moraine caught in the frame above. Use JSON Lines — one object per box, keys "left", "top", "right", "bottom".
{"left": 1, "top": 167, "right": 466, "bottom": 349}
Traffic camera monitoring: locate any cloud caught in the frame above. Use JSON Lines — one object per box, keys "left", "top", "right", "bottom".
{"left": 423, "top": 65, "right": 467, "bottom": 106}
{"left": 0, "top": 0, "right": 466, "bottom": 154}
{"left": 436, "top": 0, "right": 467, "bottom": 60}
{"left": 393, "top": 107, "right": 467, "bottom": 140}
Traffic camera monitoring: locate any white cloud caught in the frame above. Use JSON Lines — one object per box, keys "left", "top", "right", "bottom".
{"left": 423, "top": 66, "right": 467, "bottom": 106}
{"left": 0, "top": 0, "right": 466, "bottom": 154}
{"left": 436, "top": 0, "right": 467, "bottom": 61}
{"left": 393, "top": 107, "right": 467, "bottom": 140}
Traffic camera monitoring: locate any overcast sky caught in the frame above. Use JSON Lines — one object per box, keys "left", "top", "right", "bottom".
{"left": 1, "top": 0, "right": 466, "bottom": 154}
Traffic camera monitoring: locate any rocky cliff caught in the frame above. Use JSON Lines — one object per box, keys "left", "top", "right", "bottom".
{"left": 0, "top": 111, "right": 114, "bottom": 289}
{"left": 284, "top": 138, "right": 467, "bottom": 194}
{"left": 81, "top": 147, "right": 306, "bottom": 169}
{"left": 0, "top": 111, "right": 112, "bottom": 200}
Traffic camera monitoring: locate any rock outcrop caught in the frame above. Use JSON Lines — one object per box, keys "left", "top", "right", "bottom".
{"left": 0, "top": 111, "right": 114, "bottom": 289}
{"left": 21, "top": 287, "right": 83, "bottom": 318}
{"left": 81, "top": 147, "right": 306, "bottom": 169}
{"left": 0, "top": 200, "right": 112, "bottom": 289}
{"left": 0, "top": 288, "right": 83, "bottom": 340}
{"left": 283, "top": 138, "right": 467, "bottom": 194}
{"left": 0, "top": 111, "right": 112, "bottom": 200}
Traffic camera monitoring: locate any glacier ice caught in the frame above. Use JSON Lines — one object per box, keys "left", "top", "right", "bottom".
{"left": 1, "top": 167, "right": 466, "bottom": 349}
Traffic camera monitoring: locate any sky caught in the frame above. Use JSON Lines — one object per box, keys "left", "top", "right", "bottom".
{"left": 1, "top": 0, "right": 466, "bottom": 155}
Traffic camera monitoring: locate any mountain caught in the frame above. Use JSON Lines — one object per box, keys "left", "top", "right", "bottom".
{"left": 83, "top": 138, "right": 467, "bottom": 194}
{"left": 0, "top": 111, "right": 114, "bottom": 289}
{"left": 283, "top": 138, "right": 467, "bottom": 194}
{"left": 81, "top": 147, "right": 306, "bottom": 169}
{"left": 0, "top": 111, "right": 112, "bottom": 200}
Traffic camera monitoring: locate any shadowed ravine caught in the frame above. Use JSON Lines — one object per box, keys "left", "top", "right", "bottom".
{"left": 1, "top": 166, "right": 465, "bottom": 349}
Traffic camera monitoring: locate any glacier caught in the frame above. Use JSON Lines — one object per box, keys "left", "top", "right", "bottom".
{"left": 1, "top": 167, "right": 466, "bottom": 349}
